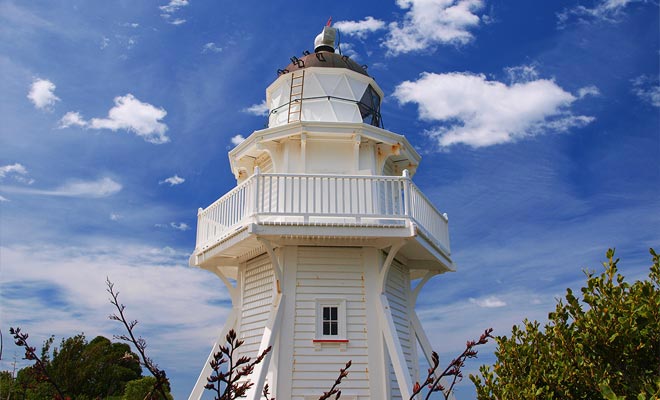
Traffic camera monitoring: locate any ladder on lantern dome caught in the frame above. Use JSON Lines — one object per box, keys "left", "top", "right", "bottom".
{"left": 287, "top": 70, "right": 305, "bottom": 123}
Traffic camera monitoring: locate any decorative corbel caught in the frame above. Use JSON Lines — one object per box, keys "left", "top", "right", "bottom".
{"left": 378, "top": 240, "right": 406, "bottom": 293}
{"left": 256, "top": 237, "right": 283, "bottom": 294}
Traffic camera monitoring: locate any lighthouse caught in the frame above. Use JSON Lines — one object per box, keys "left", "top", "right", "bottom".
{"left": 188, "top": 24, "right": 453, "bottom": 400}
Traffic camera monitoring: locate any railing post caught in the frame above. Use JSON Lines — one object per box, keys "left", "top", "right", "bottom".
{"left": 402, "top": 169, "right": 411, "bottom": 217}
{"left": 196, "top": 207, "right": 203, "bottom": 249}
{"left": 253, "top": 167, "right": 261, "bottom": 220}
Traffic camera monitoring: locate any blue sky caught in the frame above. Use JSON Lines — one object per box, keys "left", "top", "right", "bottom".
{"left": 0, "top": 0, "right": 658, "bottom": 398}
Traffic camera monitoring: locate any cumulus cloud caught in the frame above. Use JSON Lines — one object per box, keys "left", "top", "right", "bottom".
{"left": 230, "top": 134, "right": 246, "bottom": 146}
{"left": 393, "top": 70, "right": 594, "bottom": 148}
{"left": 58, "top": 111, "right": 87, "bottom": 128}
{"left": 242, "top": 100, "right": 268, "bottom": 116}
{"left": 28, "top": 78, "right": 60, "bottom": 110}
{"left": 504, "top": 64, "right": 540, "bottom": 84}
{"left": 88, "top": 94, "right": 169, "bottom": 144}
{"left": 384, "top": 0, "right": 484, "bottom": 55}
{"left": 110, "top": 213, "right": 122, "bottom": 221}
{"left": 338, "top": 42, "right": 359, "bottom": 60}
{"left": 469, "top": 296, "right": 507, "bottom": 308}
{"left": 334, "top": 16, "right": 386, "bottom": 39}
{"left": 159, "top": 175, "right": 185, "bottom": 186}
{"left": 557, "top": 0, "right": 642, "bottom": 27}
{"left": 202, "top": 42, "right": 222, "bottom": 54}
{"left": 0, "top": 163, "right": 34, "bottom": 184}
{"left": 2, "top": 177, "right": 121, "bottom": 198}
{"left": 631, "top": 75, "right": 660, "bottom": 107}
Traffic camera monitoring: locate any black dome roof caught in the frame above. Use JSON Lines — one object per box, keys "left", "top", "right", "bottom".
{"left": 282, "top": 51, "right": 369, "bottom": 77}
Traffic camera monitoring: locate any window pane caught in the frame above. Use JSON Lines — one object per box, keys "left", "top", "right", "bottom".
{"left": 323, "top": 307, "right": 330, "bottom": 320}
{"left": 330, "top": 322, "right": 338, "bottom": 335}
{"left": 330, "top": 307, "right": 337, "bottom": 320}
{"left": 323, "top": 321, "right": 331, "bottom": 335}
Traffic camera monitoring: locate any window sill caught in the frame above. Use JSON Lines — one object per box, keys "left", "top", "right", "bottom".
{"left": 313, "top": 339, "right": 349, "bottom": 351}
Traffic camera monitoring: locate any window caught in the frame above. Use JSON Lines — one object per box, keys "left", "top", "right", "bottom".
{"left": 322, "top": 306, "right": 339, "bottom": 336}
{"left": 314, "top": 299, "right": 348, "bottom": 349}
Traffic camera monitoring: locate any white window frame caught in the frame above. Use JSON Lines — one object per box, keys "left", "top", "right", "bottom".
{"left": 314, "top": 298, "right": 348, "bottom": 350}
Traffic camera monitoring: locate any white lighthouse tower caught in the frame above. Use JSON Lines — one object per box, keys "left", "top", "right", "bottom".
{"left": 188, "top": 25, "right": 453, "bottom": 400}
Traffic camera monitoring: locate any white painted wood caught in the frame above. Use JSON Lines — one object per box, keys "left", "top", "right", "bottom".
{"left": 188, "top": 309, "right": 238, "bottom": 400}
{"left": 238, "top": 254, "right": 274, "bottom": 359}
{"left": 380, "top": 294, "right": 414, "bottom": 399}
{"left": 246, "top": 293, "right": 283, "bottom": 400}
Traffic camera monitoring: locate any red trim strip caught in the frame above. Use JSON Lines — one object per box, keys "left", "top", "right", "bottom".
{"left": 313, "top": 339, "right": 349, "bottom": 343}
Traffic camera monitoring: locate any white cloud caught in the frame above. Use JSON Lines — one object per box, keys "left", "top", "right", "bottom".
{"left": 160, "top": 0, "right": 188, "bottom": 25}
{"left": 159, "top": 0, "right": 189, "bottom": 14}
{"left": 504, "top": 64, "right": 539, "bottom": 84}
{"left": 339, "top": 42, "right": 359, "bottom": 60}
{"left": 58, "top": 111, "right": 88, "bottom": 128}
{"left": 469, "top": 296, "right": 507, "bottom": 308}
{"left": 557, "top": 0, "right": 642, "bottom": 27}
{"left": 334, "top": 16, "right": 386, "bottom": 39}
{"left": 230, "top": 134, "right": 246, "bottom": 146}
{"left": 170, "top": 222, "right": 190, "bottom": 231}
{"left": 0, "top": 195, "right": 8, "bottom": 202}
{"left": 110, "top": 213, "right": 122, "bottom": 221}
{"left": 201, "top": 42, "right": 222, "bottom": 54}
{"left": 384, "top": 0, "right": 484, "bottom": 55}
{"left": 100, "top": 36, "right": 110, "bottom": 49}
{"left": 631, "top": 75, "right": 660, "bottom": 107}
{"left": 168, "top": 18, "right": 187, "bottom": 25}
{"left": 393, "top": 70, "right": 594, "bottom": 148}
{"left": 0, "top": 163, "right": 34, "bottom": 184}
{"left": 242, "top": 100, "right": 268, "bottom": 116}
{"left": 28, "top": 78, "right": 60, "bottom": 110}
{"left": 159, "top": 175, "right": 185, "bottom": 186}
{"left": 89, "top": 94, "right": 169, "bottom": 144}
{"left": 2, "top": 177, "right": 121, "bottom": 198}
{"left": 578, "top": 85, "right": 601, "bottom": 99}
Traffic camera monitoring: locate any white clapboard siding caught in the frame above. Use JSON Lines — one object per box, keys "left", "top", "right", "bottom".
{"left": 292, "top": 246, "right": 369, "bottom": 399}
{"left": 238, "top": 254, "right": 274, "bottom": 360}
{"left": 385, "top": 258, "right": 413, "bottom": 400}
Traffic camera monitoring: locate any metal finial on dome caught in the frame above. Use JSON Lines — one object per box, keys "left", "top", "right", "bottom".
{"left": 314, "top": 21, "right": 336, "bottom": 53}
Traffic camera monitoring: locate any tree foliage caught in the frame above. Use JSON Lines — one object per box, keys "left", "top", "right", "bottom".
{"left": 9, "top": 332, "right": 141, "bottom": 400}
{"left": 471, "top": 248, "right": 660, "bottom": 400}
{"left": 122, "top": 376, "right": 173, "bottom": 400}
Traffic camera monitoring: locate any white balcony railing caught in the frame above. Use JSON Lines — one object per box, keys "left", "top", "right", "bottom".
{"left": 195, "top": 170, "right": 449, "bottom": 254}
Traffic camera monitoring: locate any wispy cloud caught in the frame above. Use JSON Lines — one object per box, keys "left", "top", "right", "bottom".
{"left": 201, "top": 42, "right": 222, "bottom": 54}
{"left": 159, "top": 175, "right": 185, "bottom": 186}
{"left": 110, "top": 213, "right": 122, "bottom": 221}
{"left": 557, "top": 0, "right": 643, "bottom": 27}
{"left": 242, "top": 100, "right": 268, "bottom": 116}
{"left": 60, "top": 94, "right": 169, "bottom": 144}
{"left": 334, "top": 16, "right": 386, "bottom": 39}
{"left": 631, "top": 75, "right": 660, "bottom": 107}
{"left": 578, "top": 85, "right": 601, "bottom": 99}
{"left": 0, "top": 163, "right": 34, "bottom": 184}
{"left": 0, "top": 243, "right": 229, "bottom": 377}
{"left": 160, "top": 0, "right": 189, "bottom": 25}
{"left": 28, "top": 78, "right": 60, "bottom": 110}
{"left": 230, "top": 134, "right": 246, "bottom": 146}
{"left": 469, "top": 296, "right": 507, "bottom": 308}
{"left": 156, "top": 222, "right": 190, "bottom": 231}
{"left": 393, "top": 68, "right": 594, "bottom": 148}
{"left": 0, "top": 195, "right": 8, "bottom": 202}
{"left": 2, "top": 177, "right": 121, "bottom": 198}
{"left": 384, "top": 0, "right": 484, "bottom": 55}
